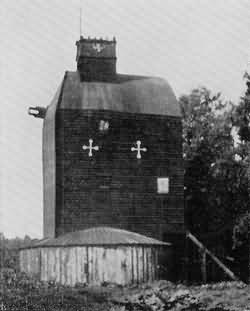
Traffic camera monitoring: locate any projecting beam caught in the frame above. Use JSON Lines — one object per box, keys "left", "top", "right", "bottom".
{"left": 28, "top": 106, "right": 47, "bottom": 119}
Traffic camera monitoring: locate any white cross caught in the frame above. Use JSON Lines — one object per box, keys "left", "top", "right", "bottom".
{"left": 131, "top": 140, "right": 147, "bottom": 159}
{"left": 92, "top": 43, "right": 105, "bottom": 53}
{"left": 82, "top": 139, "right": 99, "bottom": 157}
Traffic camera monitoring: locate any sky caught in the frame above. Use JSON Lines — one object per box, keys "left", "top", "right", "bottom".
{"left": 1, "top": 0, "right": 250, "bottom": 238}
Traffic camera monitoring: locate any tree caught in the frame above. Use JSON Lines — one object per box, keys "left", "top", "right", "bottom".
{"left": 231, "top": 73, "right": 250, "bottom": 282}
{"left": 180, "top": 86, "right": 250, "bottom": 281}
{"left": 233, "top": 73, "right": 250, "bottom": 143}
{"left": 180, "top": 87, "right": 249, "bottom": 239}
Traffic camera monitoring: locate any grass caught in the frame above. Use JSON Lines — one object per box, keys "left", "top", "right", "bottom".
{"left": 1, "top": 269, "right": 250, "bottom": 310}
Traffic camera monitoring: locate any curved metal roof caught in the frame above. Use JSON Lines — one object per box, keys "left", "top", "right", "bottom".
{"left": 25, "top": 227, "right": 170, "bottom": 248}
{"left": 58, "top": 71, "right": 180, "bottom": 116}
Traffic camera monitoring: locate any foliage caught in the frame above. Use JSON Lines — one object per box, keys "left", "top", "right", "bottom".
{"left": 1, "top": 272, "right": 250, "bottom": 311}
{"left": 233, "top": 72, "right": 250, "bottom": 143}
{"left": 180, "top": 87, "right": 249, "bottom": 236}
{"left": 233, "top": 212, "right": 249, "bottom": 249}
{"left": 114, "top": 280, "right": 250, "bottom": 310}
{"left": 0, "top": 270, "right": 111, "bottom": 311}
{"left": 0, "top": 234, "right": 36, "bottom": 271}
{"left": 180, "top": 86, "right": 250, "bottom": 282}
{"left": 231, "top": 73, "right": 250, "bottom": 250}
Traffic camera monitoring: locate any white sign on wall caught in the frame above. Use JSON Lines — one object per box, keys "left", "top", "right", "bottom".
{"left": 157, "top": 177, "right": 169, "bottom": 194}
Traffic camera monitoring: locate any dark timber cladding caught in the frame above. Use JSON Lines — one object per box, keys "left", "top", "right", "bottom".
{"left": 42, "top": 36, "right": 184, "bottom": 240}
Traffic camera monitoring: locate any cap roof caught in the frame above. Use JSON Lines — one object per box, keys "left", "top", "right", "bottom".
{"left": 23, "top": 227, "right": 171, "bottom": 248}
{"left": 58, "top": 72, "right": 180, "bottom": 117}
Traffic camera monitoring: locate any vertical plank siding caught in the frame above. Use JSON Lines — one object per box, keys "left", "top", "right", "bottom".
{"left": 20, "top": 246, "right": 169, "bottom": 286}
{"left": 20, "top": 249, "right": 41, "bottom": 277}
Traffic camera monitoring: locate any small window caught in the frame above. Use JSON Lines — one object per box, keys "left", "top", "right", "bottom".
{"left": 157, "top": 177, "right": 169, "bottom": 194}
{"left": 99, "top": 120, "right": 109, "bottom": 133}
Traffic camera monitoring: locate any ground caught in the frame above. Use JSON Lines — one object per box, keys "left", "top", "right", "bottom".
{"left": 1, "top": 269, "right": 250, "bottom": 311}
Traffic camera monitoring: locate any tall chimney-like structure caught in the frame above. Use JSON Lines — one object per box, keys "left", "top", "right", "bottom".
{"left": 76, "top": 36, "right": 117, "bottom": 81}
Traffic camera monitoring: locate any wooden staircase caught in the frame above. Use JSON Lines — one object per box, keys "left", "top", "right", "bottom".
{"left": 186, "top": 231, "right": 239, "bottom": 283}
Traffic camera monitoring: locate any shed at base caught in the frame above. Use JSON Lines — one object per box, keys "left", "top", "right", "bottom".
{"left": 19, "top": 227, "right": 172, "bottom": 286}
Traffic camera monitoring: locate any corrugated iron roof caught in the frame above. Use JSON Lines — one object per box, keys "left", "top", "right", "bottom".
{"left": 58, "top": 72, "right": 180, "bottom": 117}
{"left": 24, "top": 227, "right": 171, "bottom": 248}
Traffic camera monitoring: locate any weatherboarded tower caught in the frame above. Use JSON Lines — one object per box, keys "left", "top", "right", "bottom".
{"left": 24, "top": 36, "right": 184, "bottom": 284}
{"left": 29, "top": 36, "right": 184, "bottom": 241}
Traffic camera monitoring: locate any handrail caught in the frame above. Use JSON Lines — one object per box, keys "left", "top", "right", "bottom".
{"left": 186, "top": 231, "right": 239, "bottom": 281}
